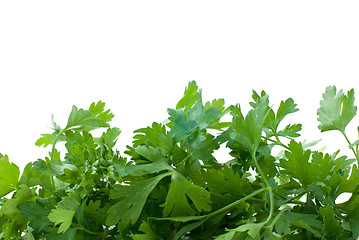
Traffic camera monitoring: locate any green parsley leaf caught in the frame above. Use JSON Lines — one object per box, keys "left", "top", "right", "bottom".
{"left": 230, "top": 94, "right": 269, "bottom": 153}
{"left": 0, "top": 155, "right": 20, "bottom": 197}
{"left": 317, "top": 86, "right": 357, "bottom": 132}
{"left": 88, "top": 100, "right": 114, "bottom": 122}
{"left": 66, "top": 105, "right": 109, "bottom": 130}
{"left": 100, "top": 127, "right": 121, "bottom": 149}
{"left": 48, "top": 192, "right": 81, "bottom": 233}
{"left": 162, "top": 171, "right": 211, "bottom": 217}
{"left": 275, "top": 98, "right": 299, "bottom": 130}
{"left": 35, "top": 133, "right": 62, "bottom": 147}
{"left": 3, "top": 82, "right": 359, "bottom": 239}
{"left": 107, "top": 172, "right": 172, "bottom": 227}
{"left": 281, "top": 140, "right": 314, "bottom": 186}
{"left": 176, "top": 80, "right": 200, "bottom": 110}
{"left": 131, "top": 221, "right": 161, "bottom": 240}
{"left": 281, "top": 212, "right": 323, "bottom": 238}
{"left": 346, "top": 205, "right": 359, "bottom": 238}
{"left": 277, "top": 123, "right": 302, "bottom": 138}
{"left": 319, "top": 205, "right": 344, "bottom": 238}
{"left": 169, "top": 91, "right": 223, "bottom": 143}
{"left": 18, "top": 201, "right": 52, "bottom": 232}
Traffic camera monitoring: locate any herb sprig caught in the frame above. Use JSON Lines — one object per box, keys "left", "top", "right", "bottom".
{"left": 0, "top": 81, "right": 358, "bottom": 239}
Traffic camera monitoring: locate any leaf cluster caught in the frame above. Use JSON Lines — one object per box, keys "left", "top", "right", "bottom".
{"left": 0, "top": 82, "right": 359, "bottom": 239}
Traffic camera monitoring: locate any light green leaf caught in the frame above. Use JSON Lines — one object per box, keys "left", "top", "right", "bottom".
{"left": 132, "top": 122, "right": 173, "bottom": 155}
{"left": 277, "top": 124, "right": 302, "bottom": 138}
{"left": 1, "top": 185, "right": 35, "bottom": 219}
{"left": 337, "top": 164, "right": 359, "bottom": 196}
{"left": 317, "top": 86, "right": 357, "bottom": 132}
{"left": 0, "top": 155, "right": 20, "bottom": 197}
{"left": 88, "top": 100, "right": 114, "bottom": 122}
{"left": 48, "top": 192, "right": 81, "bottom": 233}
{"left": 231, "top": 222, "right": 265, "bottom": 238}
{"left": 214, "top": 230, "right": 237, "bottom": 240}
{"left": 49, "top": 161, "right": 79, "bottom": 176}
{"left": 117, "top": 146, "right": 172, "bottom": 176}
{"left": 275, "top": 217, "right": 291, "bottom": 235}
{"left": 215, "top": 222, "right": 264, "bottom": 239}
{"left": 204, "top": 98, "right": 226, "bottom": 112}
{"left": 48, "top": 208, "right": 76, "bottom": 233}
{"left": 275, "top": 98, "right": 299, "bottom": 130}
{"left": 66, "top": 104, "right": 110, "bottom": 130}
{"left": 230, "top": 94, "right": 269, "bottom": 153}
{"left": 35, "top": 133, "right": 59, "bottom": 147}
{"left": 99, "top": 127, "right": 121, "bottom": 148}
{"left": 176, "top": 80, "right": 200, "bottom": 110}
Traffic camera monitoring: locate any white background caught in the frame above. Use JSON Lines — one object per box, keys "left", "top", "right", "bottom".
{"left": 1, "top": 1, "right": 359, "bottom": 171}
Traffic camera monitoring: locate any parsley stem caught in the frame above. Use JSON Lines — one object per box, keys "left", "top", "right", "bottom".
{"left": 262, "top": 136, "right": 289, "bottom": 150}
{"left": 51, "top": 128, "right": 66, "bottom": 160}
{"left": 76, "top": 226, "right": 105, "bottom": 237}
{"left": 49, "top": 128, "right": 66, "bottom": 192}
{"left": 341, "top": 130, "right": 359, "bottom": 165}
{"left": 251, "top": 150, "right": 274, "bottom": 225}
{"left": 206, "top": 187, "right": 270, "bottom": 219}
{"left": 152, "top": 187, "right": 270, "bottom": 222}
{"left": 251, "top": 150, "right": 270, "bottom": 189}
{"left": 264, "top": 207, "right": 289, "bottom": 234}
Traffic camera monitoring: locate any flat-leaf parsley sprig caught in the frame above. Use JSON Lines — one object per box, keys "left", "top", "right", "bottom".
{"left": 0, "top": 81, "right": 358, "bottom": 239}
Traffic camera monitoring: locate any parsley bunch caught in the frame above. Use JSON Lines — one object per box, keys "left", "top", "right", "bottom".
{"left": 0, "top": 81, "right": 358, "bottom": 239}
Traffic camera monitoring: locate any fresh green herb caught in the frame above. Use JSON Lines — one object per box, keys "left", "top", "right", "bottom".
{"left": 1, "top": 82, "right": 358, "bottom": 239}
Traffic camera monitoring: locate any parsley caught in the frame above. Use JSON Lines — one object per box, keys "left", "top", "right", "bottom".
{"left": 0, "top": 81, "right": 359, "bottom": 239}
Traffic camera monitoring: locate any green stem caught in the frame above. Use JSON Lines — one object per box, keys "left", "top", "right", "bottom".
{"left": 206, "top": 187, "right": 270, "bottom": 219}
{"left": 251, "top": 150, "right": 270, "bottom": 189}
{"left": 265, "top": 207, "right": 289, "bottom": 233}
{"left": 251, "top": 150, "right": 274, "bottom": 225}
{"left": 152, "top": 187, "right": 270, "bottom": 222}
{"left": 76, "top": 226, "right": 105, "bottom": 236}
{"left": 49, "top": 128, "right": 66, "bottom": 191}
{"left": 51, "top": 128, "right": 66, "bottom": 160}
{"left": 341, "top": 130, "right": 359, "bottom": 165}
{"left": 263, "top": 136, "right": 289, "bottom": 150}
{"left": 284, "top": 191, "right": 306, "bottom": 205}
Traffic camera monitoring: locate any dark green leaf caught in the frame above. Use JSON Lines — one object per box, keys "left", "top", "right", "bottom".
{"left": 18, "top": 201, "right": 52, "bottom": 231}
{"left": 281, "top": 140, "right": 314, "bottom": 186}
{"left": 107, "top": 172, "right": 172, "bottom": 227}
{"left": 131, "top": 221, "right": 161, "bottom": 240}
{"left": 346, "top": 205, "right": 359, "bottom": 238}
{"left": 162, "top": 172, "right": 211, "bottom": 217}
